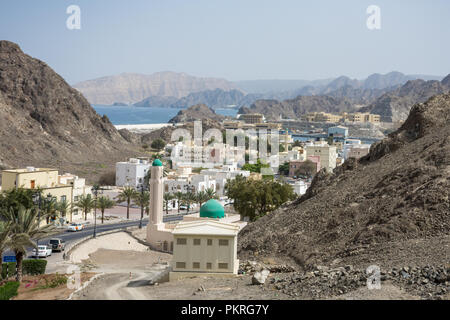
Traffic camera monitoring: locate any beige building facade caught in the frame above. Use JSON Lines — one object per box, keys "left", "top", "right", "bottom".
{"left": 171, "top": 220, "right": 240, "bottom": 277}
{"left": 305, "top": 142, "right": 337, "bottom": 172}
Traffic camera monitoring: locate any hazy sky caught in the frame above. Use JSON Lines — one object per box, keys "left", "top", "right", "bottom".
{"left": 1, "top": 0, "right": 449, "bottom": 84}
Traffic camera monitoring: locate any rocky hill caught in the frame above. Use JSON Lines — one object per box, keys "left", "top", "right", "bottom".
{"left": 239, "top": 95, "right": 356, "bottom": 121}
{"left": 168, "top": 104, "right": 225, "bottom": 124}
{"left": 0, "top": 41, "right": 136, "bottom": 173}
{"left": 135, "top": 89, "right": 249, "bottom": 109}
{"left": 73, "top": 72, "right": 238, "bottom": 105}
{"left": 238, "top": 93, "right": 450, "bottom": 271}
{"left": 360, "top": 75, "right": 450, "bottom": 122}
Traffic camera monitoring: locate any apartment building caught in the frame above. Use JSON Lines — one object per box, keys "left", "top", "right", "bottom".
{"left": 304, "top": 141, "right": 337, "bottom": 172}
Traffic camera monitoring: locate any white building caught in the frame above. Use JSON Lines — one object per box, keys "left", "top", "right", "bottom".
{"left": 200, "top": 167, "right": 250, "bottom": 196}
{"left": 288, "top": 180, "right": 308, "bottom": 196}
{"left": 171, "top": 220, "right": 240, "bottom": 277}
{"left": 58, "top": 173, "right": 92, "bottom": 221}
{"left": 328, "top": 125, "right": 349, "bottom": 138}
{"left": 115, "top": 158, "right": 150, "bottom": 188}
{"left": 165, "top": 174, "right": 216, "bottom": 195}
{"left": 343, "top": 142, "right": 372, "bottom": 160}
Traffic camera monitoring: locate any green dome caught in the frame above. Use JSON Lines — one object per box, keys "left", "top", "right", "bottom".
{"left": 200, "top": 199, "right": 225, "bottom": 219}
{"left": 152, "top": 159, "right": 163, "bottom": 166}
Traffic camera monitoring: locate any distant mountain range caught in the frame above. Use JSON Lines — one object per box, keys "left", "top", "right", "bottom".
{"left": 240, "top": 74, "right": 450, "bottom": 122}
{"left": 360, "top": 75, "right": 450, "bottom": 122}
{"left": 73, "top": 72, "right": 238, "bottom": 105}
{"left": 73, "top": 71, "right": 443, "bottom": 108}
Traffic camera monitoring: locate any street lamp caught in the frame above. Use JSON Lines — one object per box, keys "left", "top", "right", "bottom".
{"left": 92, "top": 186, "right": 99, "bottom": 238}
{"left": 32, "top": 192, "right": 42, "bottom": 258}
{"left": 139, "top": 184, "right": 144, "bottom": 229}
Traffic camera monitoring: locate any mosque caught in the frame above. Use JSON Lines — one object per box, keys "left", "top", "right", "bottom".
{"left": 146, "top": 159, "right": 246, "bottom": 277}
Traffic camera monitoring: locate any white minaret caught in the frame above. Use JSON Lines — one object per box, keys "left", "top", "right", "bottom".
{"left": 149, "top": 159, "right": 164, "bottom": 225}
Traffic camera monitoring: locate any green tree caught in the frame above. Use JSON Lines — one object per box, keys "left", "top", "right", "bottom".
{"left": 151, "top": 139, "right": 166, "bottom": 151}
{"left": 242, "top": 159, "right": 270, "bottom": 173}
{"left": 183, "top": 192, "right": 196, "bottom": 213}
{"left": 116, "top": 187, "right": 138, "bottom": 220}
{"left": 56, "top": 200, "right": 71, "bottom": 221}
{"left": 174, "top": 192, "right": 184, "bottom": 213}
{"left": 163, "top": 193, "right": 174, "bottom": 215}
{"left": 225, "top": 177, "right": 296, "bottom": 221}
{"left": 278, "top": 162, "right": 290, "bottom": 176}
{"left": 195, "top": 191, "right": 209, "bottom": 208}
{"left": 133, "top": 191, "right": 150, "bottom": 226}
{"left": 97, "top": 196, "right": 115, "bottom": 224}
{"left": 1, "top": 206, "right": 53, "bottom": 282}
{"left": 41, "top": 195, "right": 57, "bottom": 224}
{"left": 0, "top": 221, "right": 13, "bottom": 264}
{"left": 0, "top": 188, "right": 36, "bottom": 213}
{"left": 295, "top": 160, "right": 317, "bottom": 179}
{"left": 74, "top": 194, "right": 94, "bottom": 221}
{"left": 205, "top": 188, "right": 218, "bottom": 200}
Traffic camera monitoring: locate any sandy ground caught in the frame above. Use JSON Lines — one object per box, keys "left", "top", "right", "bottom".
{"left": 70, "top": 232, "right": 151, "bottom": 263}
{"left": 73, "top": 273, "right": 293, "bottom": 300}
{"left": 12, "top": 273, "right": 96, "bottom": 300}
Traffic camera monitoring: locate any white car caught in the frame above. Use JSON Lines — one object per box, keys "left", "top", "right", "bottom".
{"left": 32, "top": 245, "right": 52, "bottom": 258}
{"left": 68, "top": 223, "right": 84, "bottom": 232}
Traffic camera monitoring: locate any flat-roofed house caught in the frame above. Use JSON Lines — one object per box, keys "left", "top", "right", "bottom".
{"left": 170, "top": 220, "right": 240, "bottom": 279}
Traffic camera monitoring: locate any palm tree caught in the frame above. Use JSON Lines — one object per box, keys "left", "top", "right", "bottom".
{"left": 116, "top": 186, "right": 138, "bottom": 220}
{"left": 183, "top": 192, "right": 196, "bottom": 213}
{"left": 97, "top": 196, "right": 115, "bottom": 224}
{"left": 195, "top": 191, "right": 208, "bottom": 208}
{"left": 42, "top": 195, "right": 57, "bottom": 224}
{"left": 174, "top": 192, "right": 184, "bottom": 213}
{"left": 132, "top": 191, "right": 150, "bottom": 225}
{"left": 1, "top": 206, "right": 53, "bottom": 282}
{"left": 57, "top": 200, "right": 71, "bottom": 223}
{"left": 74, "top": 194, "right": 94, "bottom": 221}
{"left": 0, "top": 221, "right": 13, "bottom": 265}
{"left": 163, "top": 193, "right": 174, "bottom": 215}
{"left": 205, "top": 188, "right": 218, "bottom": 200}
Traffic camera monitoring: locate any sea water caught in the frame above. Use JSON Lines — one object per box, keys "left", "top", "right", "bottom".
{"left": 93, "top": 105, "right": 238, "bottom": 125}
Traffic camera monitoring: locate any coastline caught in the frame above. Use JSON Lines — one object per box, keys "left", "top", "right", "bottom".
{"left": 114, "top": 123, "right": 174, "bottom": 134}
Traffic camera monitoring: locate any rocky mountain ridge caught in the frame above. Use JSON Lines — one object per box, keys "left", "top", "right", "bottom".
{"left": 0, "top": 40, "right": 137, "bottom": 173}
{"left": 238, "top": 93, "right": 450, "bottom": 272}
{"left": 73, "top": 72, "right": 239, "bottom": 105}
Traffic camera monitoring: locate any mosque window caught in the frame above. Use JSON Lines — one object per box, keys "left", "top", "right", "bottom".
{"left": 193, "top": 262, "right": 200, "bottom": 269}
{"left": 176, "top": 262, "right": 186, "bottom": 269}
{"left": 193, "top": 239, "right": 201, "bottom": 246}
{"left": 219, "top": 239, "right": 229, "bottom": 246}
{"left": 177, "top": 238, "right": 187, "bottom": 245}
{"left": 206, "top": 263, "right": 212, "bottom": 270}
{"left": 218, "top": 263, "right": 228, "bottom": 269}
{"left": 207, "top": 239, "right": 213, "bottom": 246}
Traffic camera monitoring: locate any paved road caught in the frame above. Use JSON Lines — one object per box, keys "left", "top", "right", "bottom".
{"left": 1, "top": 213, "right": 186, "bottom": 267}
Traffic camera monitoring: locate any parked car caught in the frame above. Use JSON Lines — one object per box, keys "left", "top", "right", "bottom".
{"left": 49, "top": 238, "right": 66, "bottom": 252}
{"left": 68, "top": 223, "right": 84, "bottom": 232}
{"left": 179, "top": 205, "right": 188, "bottom": 210}
{"left": 32, "top": 245, "right": 52, "bottom": 258}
